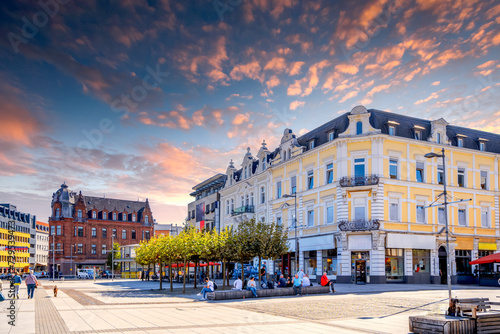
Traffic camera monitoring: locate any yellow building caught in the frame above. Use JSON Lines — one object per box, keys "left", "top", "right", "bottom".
{"left": 221, "top": 106, "right": 499, "bottom": 284}
{"left": 1, "top": 204, "right": 35, "bottom": 274}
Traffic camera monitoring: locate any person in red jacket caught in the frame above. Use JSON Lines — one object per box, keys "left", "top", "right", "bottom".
{"left": 321, "top": 272, "right": 334, "bottom": 293}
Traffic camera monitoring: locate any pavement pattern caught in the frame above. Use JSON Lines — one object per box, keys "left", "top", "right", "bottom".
{"left": 1, "top": 279, "right": 498, "bottom": 334}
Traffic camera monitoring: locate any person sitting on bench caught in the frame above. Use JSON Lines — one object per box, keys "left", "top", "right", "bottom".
{"left": 321, "top": 272, "right": 334, "bottom": 293}
{"left": 277, "top": 275, "right": 287, "bottom": 288}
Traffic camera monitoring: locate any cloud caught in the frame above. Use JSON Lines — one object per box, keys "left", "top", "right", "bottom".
{"left": 287, "top": 60, "right": 330, "bottom": 96}
{"left": 264, "top": 57, "right": 287, "bottom": 73}
{"left": 431, "top": 81, "right": 440, "bottom": 86}
{"left": 335, "top": 64, "right": 358, "bottom": 74}
{"left": 289, "top": 101, "right": 305, "bottom": 110}
{"left": 339, "top": 90, "right": 359, "bottom": 103}
{"left": 266, "top": 75, "right": 281, "bottom": 89}
{"left": 289, "top": 61, "right": 305, "bottom": 76}
{"left": 230, "top": 61, "right": 262, "bottom": 81}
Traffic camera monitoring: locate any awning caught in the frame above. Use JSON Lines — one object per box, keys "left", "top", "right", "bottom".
{"left": 470, "top": 252, "right": 500, "bottom": 265}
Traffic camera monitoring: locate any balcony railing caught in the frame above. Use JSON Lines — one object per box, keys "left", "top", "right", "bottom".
{"left": 339, "top": 174, "right": 379, "bottom": 187}
{"left": 231, "top": 205, "right": 255, "bottom": 216}
{"left": 338, "top": 219, "right": 380, "bottom": 231}
{"left": 74, "top": 217, "right": 87, "bottom": 223}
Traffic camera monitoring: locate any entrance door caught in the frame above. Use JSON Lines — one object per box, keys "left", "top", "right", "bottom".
{"left": 439, "top": 246, "right": 447, "bottom": 284}
{"left": 356, "top": 260, "right": 366, "bottom": 283}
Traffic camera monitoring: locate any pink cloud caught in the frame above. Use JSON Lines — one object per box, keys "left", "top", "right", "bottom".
{"left": 230, "top": 61, "right": 262, "bottom": 81}
{"left": 289, "top": 101, "right": 305, "bottom": 110}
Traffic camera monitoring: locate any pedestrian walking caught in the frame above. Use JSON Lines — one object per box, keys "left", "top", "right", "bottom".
{"left": 25, "top": 270, "right": 38, "bottom": 299}
{"left": 146, "top": 269, "right": 150, "bottom": 281}
{"left": 247, "top": 277, "right": 258, "bottom": 298}
{"left": 197, "top": 277, "right": 214, "bottom": 301}
{"left": 13, "top": 272, "right": 21, "bottom": 299}
{"left": 260, "top": 265, "right": 267, "bottom": 286}
{"left": 140, "top": 269, "right": 144, "bottom": 281}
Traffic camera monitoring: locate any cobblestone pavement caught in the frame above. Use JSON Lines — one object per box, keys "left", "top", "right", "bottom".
{"left": 2, "top": 279, "right": 499, "bottom": 334}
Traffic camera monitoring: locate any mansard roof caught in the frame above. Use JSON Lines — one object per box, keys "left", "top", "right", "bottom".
{"left": 82, "top": 196, "right": 148, "bottom": 214}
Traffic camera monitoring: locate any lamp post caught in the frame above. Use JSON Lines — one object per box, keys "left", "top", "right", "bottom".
{"left": 70, "top": 244, "right": 74, "bottom": 278}
{"left": 283, "top": 193, "right": 298, "bottom": 274}
{"left": 425, "top": 148, "right": 452, "bottom": 306}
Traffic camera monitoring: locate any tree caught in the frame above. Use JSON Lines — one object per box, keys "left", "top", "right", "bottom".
{"left": 176, "top": 227, "right": 199, "bottom": 293}
{"left": 106, "top": 242, "right": 121, "bottom": 271}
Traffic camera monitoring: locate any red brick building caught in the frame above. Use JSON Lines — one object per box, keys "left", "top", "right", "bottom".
{"left": 49, "top": 183, "right": 153, "bottom": 275}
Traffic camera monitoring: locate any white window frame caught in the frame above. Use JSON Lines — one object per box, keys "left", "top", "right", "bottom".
{"left": 328, "top": 131, "right": 334, "bottom": 141}
{"left": 260, "top": 187, "right": 265, "bottom": 204}
{"left": 276, "top": 181, "right": 282, "bottom": 199}
{"left": 480, "top": 170, "right": 488, "bottom": 190}
{"left": 307, "top": 170, "right": 314, "bottom": 190}
{"left": 389, "top": 199, "right": 399, "bottom": 222}
{"left": 352, "top": 195, "right": 367, "bottom": 221}
{"left": 481, "top": 207, "right": 489, "bottom": 227}
{"left": 389, "top": 125, "right": 395, "bottom": 136}
{"left": 416, "top": 203, "right": 425, "bottom": 223}
{"left": 416, "top": 161, "right": 425, "bottom": 183}
{"left": 458, "top": 207, "right": 467, "bottom": 226}
{"left": 326, "top": 163, "right": 334, "bottom": 184}
{"left": 389, "top": 158, "right": 398, "bottom": 179}
{"left": 438, "top": 207, "right": 445, "bottom": 225}
{"left": 457, "top": 168, "right": 466, "bottom": 187}
{"left": 326, "top": 203, "right": 334, "bottom": 225}
{"left": 307, "top": 208, "right": 314, "bottom": 227}
{"left": 457, "top": 138, "right": 463, "bottom": 148}
{"left": 309, "top": 140, "right": 315, "bottom": 149}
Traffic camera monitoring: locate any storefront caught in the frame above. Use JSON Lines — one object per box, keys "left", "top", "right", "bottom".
{"left": 304, "top": 250, "right": 317, "bottom": 278}
{"left": 322, "top": 249, "right": 337, "bottom": 279}
{"left": 412, "top": 249, "right": 431, "bottom": 284}
{"left": 351, "top": 251, "right": 370, "bottom": 284}
{"left": 385, "top": 248, "right": 404, "bottom": 282}
{"left": 299, "top": 234, "right": 335, "bottom": 281}
{"left": 456, "top": 249, "right": 474, "bottom": 284}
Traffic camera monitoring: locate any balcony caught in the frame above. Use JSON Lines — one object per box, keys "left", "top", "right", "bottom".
{"left": 74, "top": 217, "right": 87, "bottom": 223}
{"left": 338, "top": 219, "right": 380, "bottom": 231}
{"left": 231, "top": 205, "right": 255, "bottom": 216}
{"left": 339, "top": 174, "right": 379, "bottom": 187}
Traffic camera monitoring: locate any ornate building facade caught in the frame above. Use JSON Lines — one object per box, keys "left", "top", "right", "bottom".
{"left": 219, "top": 106, "right": 500, "bottom": 284}
{"left": 49, "top": 183, "right": 154, "bottom": 275}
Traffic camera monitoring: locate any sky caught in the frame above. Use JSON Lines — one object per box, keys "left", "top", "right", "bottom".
{"left": 0, "top": 0, "right": 499, "bottom": 225}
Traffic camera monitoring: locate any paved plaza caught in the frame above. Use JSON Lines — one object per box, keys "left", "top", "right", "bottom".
{"left": 1, "top": 279, "right": 498, "bottom": 334}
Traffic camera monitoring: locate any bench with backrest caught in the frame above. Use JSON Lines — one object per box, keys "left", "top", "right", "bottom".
{"left": 455, "top": 298, "right": 500, "bottom": 334}
{"left": 206, "top": 285, "right": 330, "bottom": 300}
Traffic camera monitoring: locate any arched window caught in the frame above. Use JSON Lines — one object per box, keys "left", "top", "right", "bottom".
{"left": 103, "top": 211, "right": 107, "bottom": 220}
{"left": 92, "top": 211, "right": 96, "bottom": 219}
{"left": 113, "top": 212, "right": 117, "bottom": 220}
{"left": 132, "top": 214, "right": 136, "bottom": 222}
{"left": 226, "top": 200, "right": 229, "bottom": 214}
{"left": 55, "top": 208, "right": 60, "bottom": 217}
{"left": 356, "top": 121, "right": 363, "bottom": 135}
{"left": 122, "top": 213, "right": 126, "bottom": 221}
{"left": 231, "top": 199, "right": 234, "bottom": 211}
{"left": 261, "top": 187, "right": 266, "bottom": 204}
{"left": 288, "top": 149, "right": 291, "bottom": 159}
{"left": 77, "top": 210, "right": 82, "bottom": 218}
{"left": 283, "top": 150, "right": 287, "bottom": 161}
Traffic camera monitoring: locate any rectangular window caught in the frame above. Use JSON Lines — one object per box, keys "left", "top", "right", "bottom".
{"left": 261, "top": 188, "right": 265, "bottom": 204}
{"left": 102, "top": 245, "right": 106, "bottom": 255}
{"left": 438, "top": 207, "right": 445, "bottom": 225}
{"left": 389, "top": 159, "right": 398, "bottom": 179}
{"left": 457, "top": 168, "right": 465, "bottom": 187}
{"left": 102, "top": 228, "right": 107, "bottom": 238}
{"left": 92, "top": 211, "right": 96, "bottom": 219}
{"left": 480, "top": 171, "right": 487, "bottom": 189}
{"left": 458, "top": 209, "right": 466, "bottom": 226}
{"left": 276, "top": 217, "right": 282, "bottom": 226}
{"left": 437, "top": 165, "right": 444, "bottom": 185}
{"left": 56, "top": 225, "right": 61, "bottom": 235}
{"left": 144, "top": 231, "right": 150, "bottom": 240}
{"left": 77, "top": 226, "right": 83, "bottom": 237}
{"left": 327, "top": 206, "right": 334, "bottom": 224}
{"left": 416, "top": 205, "right": 425, "bottom": 223}
{"left": 457, "top": 138, "right": 463, "bottom": 147}
{"left": 354, "top": 158, "right": 365, "bottom": 178}
{"left": 326, "top": 163, "right": 333, "bottom": 184}
{"left": 122, "top": 230, "right": 127, "bottom": 239}
{"left": 309, "top": 140, "right": 314, "bottom": 149}
{"left": 77, "top": 244, "right": 83, "bottom": 254}
{"left": 389, "top": 126, "right": 395, "bottom": 136}
{"left": 103, "top": 212, "right": 107, "bottom": 220}
{"left": 112, "top": 229, "right": 117, "bottom": 238}
{"left": 328, "top": 132, "right": 334, "bottom": 141}
{"left": 414, "top": 130, "right": 421, "bottom": 140}
{"left": 291, "top": 176, "right": 297, "bottom": 194}
{"left": 91, "top": 228, "right": 96, "bottom": 237}
{"left": 113, "top": 212, "right": 117, "bottom": 220}
{"left": 276, "top": 181, "right": 282, "bottom": 199}
{"left": 91, "top": 244, "right": 96, "bottom": 255}
{"left": 437, "top": 132, "right": 441, "bottom": 144}
{"left": 390, "top": 203, "right": 398, "bottom": 221}
{"left": 307, "top": 209, "right": 314, "bottom": 227}
{"left": 416, "top": 162, "right": 424, "bottom": 183}
{"left": 308, "top": 171, "right": 314, "bottom": 190}
{"left": 50, "top": 226, "right": 55, "bottom": 235}
{"left": 481, "top": 209, "right": 489, "bottom": 227}
{"left": 132, "top": 230, "right": 136, "bottom": 239}
{"left": 479, "top": 142, "right": 485, "bottom": 151}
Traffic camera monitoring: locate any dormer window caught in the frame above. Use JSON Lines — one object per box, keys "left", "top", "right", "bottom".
{"left": 55, "top": 208, "right": 60, "bottom": 217}
{"left": 283, "top": 150, "right": 287, "bottom": 161}
{"left": 457, "top": 138, "right": 463, "bottom": 147}
{"left": 288, "top": 149, "right": 291, "bottom": 159}
{"left": 92, "top": 211, "right": 96, "bottom": 219}
{"left": 244, "top": 166, "right": 248, "bottom": 178}
{"left": 309, "top": 140, "right": 315, "bottom": 150}
{"left": 261, "top": 157, "right": 266, "bottom": 171}
{"left": 328, "top": 131, "right": 334, "bottom": 141}
{"left": 478, "top": 138, "right": 488, "bottom": 151}
{"left": 437, "top": 133, "right": 441, "bottom": 144}
{"left": 413, "top": 125, "right": 424, "bottom": 140}
{"left": 356, "top": 121, "right": 362, "bottom": 135}
{"left": 387, "top": 121, "right": 399, "bottom": 136}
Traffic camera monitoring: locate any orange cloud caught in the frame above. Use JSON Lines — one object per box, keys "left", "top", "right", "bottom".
{"left": 289, "top": 101, "right": 305, "bottom": 110}
{"left": 264, "top": 57, "right": 287, "bottom": 73}
{"left": 289, "top": 61, "right": 305, "bottom": 76}
{"left": 230, "top": 61, "right": 262, "bottom": 81}
{"left": 266, "top": 75, "right": 281, "bottom": 89}
{"left": 335, "top": 64, "right": 358, "bottom": 74}
{"left": 339, "top": 90, "right": 359, "bottom": 103}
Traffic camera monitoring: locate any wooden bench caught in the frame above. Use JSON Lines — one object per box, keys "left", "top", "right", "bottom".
{"left": 409, "top": 315, "right": 475, "bottom": 334}
{"left": 454, "top": 298, "right": 500, "bottom": 334}
{"left": 206, "top": 285, "right": 331, "bottom": 300}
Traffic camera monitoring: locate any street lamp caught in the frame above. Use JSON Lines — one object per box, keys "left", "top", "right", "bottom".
{"left": 283, "top": 193, "right": 299, "bottom": 275}
{"left": 425, "top": 148, "right": 452, "bottom": 307}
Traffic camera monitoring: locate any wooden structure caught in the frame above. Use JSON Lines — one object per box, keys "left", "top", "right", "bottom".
{"left": 455, "top": 298, "right": 500, "bottom": 334}
{"left": 206, "top": 285, "right": 330, "bottom": 300}
{"left": 409, "top": 315, "right": 475, "bottom": 334}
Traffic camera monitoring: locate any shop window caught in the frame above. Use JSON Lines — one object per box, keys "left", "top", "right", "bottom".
{"left": 455, "top": 250, "right": 472, "bottom": 275}
{"left": 322, "top": 249, "right": 337, "bottom": 276}
{"left": 304, "top": 250, "right": 317, "bottom": 276}
{"left": 412, "top": 249, "right": 430, "bottom": 273}
{"left": 385, "top": 249, "right": 404, "bottom": 282}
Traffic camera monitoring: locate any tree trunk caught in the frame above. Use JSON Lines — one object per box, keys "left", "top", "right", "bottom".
{"left": 182, "top": 260, "right": 187, "bottom": 293}
{"left": 226, "top": 260, "right": 230, "bottom": 286}
{"left": 169, "top": 260, "right": 173, "bottom": 292}
{"left": 222, "top": 260, "right": 225, "bottom": 290}
{"left": 194, "top": 261, "right": 198, "bottom": 289}
{"left": 159, "top": 262, "right": 163, "bottom": 290}
{"left": 258, "top": 256, "right": 262, "bottom": 288}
